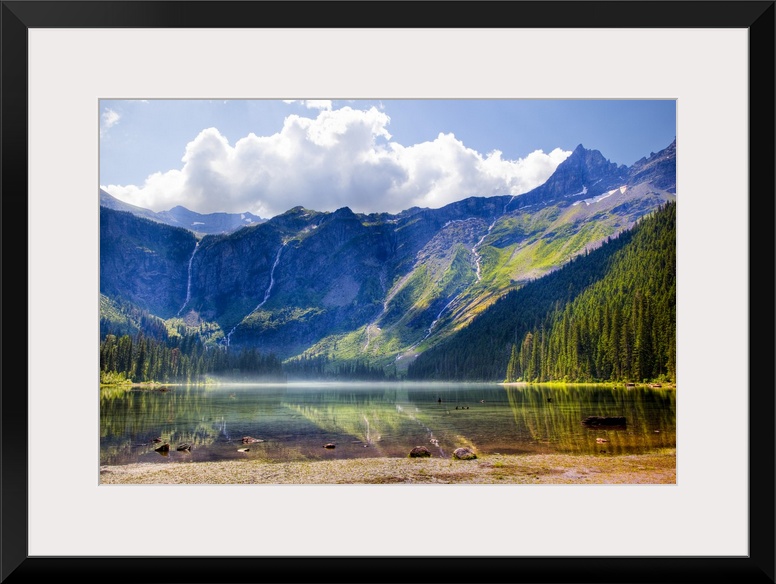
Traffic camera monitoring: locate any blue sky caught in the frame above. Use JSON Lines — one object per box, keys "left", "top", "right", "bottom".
{"left": 100, "top": 99, "right": 676, "bottom": 218}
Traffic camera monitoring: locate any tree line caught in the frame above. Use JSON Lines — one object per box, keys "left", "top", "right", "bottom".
{"left": 99, "top": 332, "right": 398, "bottom": 384}
{"left": 283, "top": 353, "right": 396, "bottom": 381}
{"left": 99, "top": 333, "right": 285, "bottom": 383}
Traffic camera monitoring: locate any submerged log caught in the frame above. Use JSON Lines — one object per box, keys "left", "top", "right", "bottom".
{"left": 582, "top": 416, "right": 627, "bottom": 427}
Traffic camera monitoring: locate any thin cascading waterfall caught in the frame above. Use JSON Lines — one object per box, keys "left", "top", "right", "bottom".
{"left": 472, "top": 226, "right": 494, "bottom": 282}
{"left": 399, "top": 202, "right": 522, "bottom": 360}
{"left": 177, "top": 240, "right": 200, "bottom": 316}
{"left": 252, "top": 242, "right": 285, "bottom": 312}
{"left": 363, "top": 269, "right": 414, "bottom": 352}
{"left": 409, "top": 197, "right": 518, "bottom": 354}
{"left": 371, "top": 219, "right": 480, "bottom": 354}
{"left": 421, "top": 215, "right": 488, "bottom": 340}
{"left": 224, "top": 242, "right": 286, "bottom": 348}
{"left": 224, "top": 324, "right": 238, "bottom": 348}
{"left": 400, "top": 294, "right": 464, "bottom": 359}
{"left": 472, "top": 195, "right": 517, "bottom": 282}
{"left": 422, "top": 295, "right": 462, "bottom": 342}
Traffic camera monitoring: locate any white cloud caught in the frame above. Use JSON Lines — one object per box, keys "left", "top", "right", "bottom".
{"left": 101, "top": 106, "right": 570, "bottom": 218}
{"left": 282, "top": 100, "right": 333, "bottom": 111}
{"left": 100, "top": 108, "right": 121, "bottom": 137}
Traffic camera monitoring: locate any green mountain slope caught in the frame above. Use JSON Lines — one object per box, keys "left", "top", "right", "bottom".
{"left": 407, "top": 201, "right": 676, "bottom": 382}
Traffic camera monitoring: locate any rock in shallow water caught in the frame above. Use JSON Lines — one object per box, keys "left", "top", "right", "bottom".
{"left": 582, "top": 416, "right": 626, "bottom": 427}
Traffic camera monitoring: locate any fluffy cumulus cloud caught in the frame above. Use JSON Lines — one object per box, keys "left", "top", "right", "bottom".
{"left": 102, "top": 106, "right": 570, "bottom": 218}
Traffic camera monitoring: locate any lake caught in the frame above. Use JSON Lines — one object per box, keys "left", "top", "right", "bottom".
{"left": 100, "top": 382, "right": 675, "bottom": 466}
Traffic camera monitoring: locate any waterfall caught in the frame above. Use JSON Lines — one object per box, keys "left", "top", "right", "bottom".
{"left": 224, "top": 242, "right": 286, "bottom": 348}
{"left": 363, "top": 269, "right": 413, "bottom": 352}
{"left": 423, "top": 295, "right": 461, "bottom": 341}
{"left": 251, "top": 243, "right": 285, "bottom": 312}
{"left": 472, "top": 224, "right": 494, "bottom": 282}
{"left": 416, "top": 196, "right": 518, "bottom": 350}
{"left": 177, "top": 240, "right": 200, "bottom": 316}
{"left": 472, "top": 196, "right": 517, "bottom": 282}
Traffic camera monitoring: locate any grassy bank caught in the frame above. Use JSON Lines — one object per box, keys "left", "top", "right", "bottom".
{"left": 100, "top": 449, "right": 675, "bottom": 485}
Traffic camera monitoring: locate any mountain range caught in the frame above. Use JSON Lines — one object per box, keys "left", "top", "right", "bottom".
{"left": 99, "top": 138, "right": 676, "bottom": 377}
{"left": 99, "top": 188, "right": 265, "bottom": 235}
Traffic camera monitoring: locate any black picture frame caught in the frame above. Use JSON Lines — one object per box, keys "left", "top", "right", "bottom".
{"left": 3, "top": 1, "right": 773, "bottom": 583}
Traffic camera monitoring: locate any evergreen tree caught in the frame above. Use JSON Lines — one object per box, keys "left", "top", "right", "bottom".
{"left": 505, "top": 344, "right": 519, "bottom": 382}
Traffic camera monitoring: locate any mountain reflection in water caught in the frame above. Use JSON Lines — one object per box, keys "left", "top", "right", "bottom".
{"left": 100, "top": 382, "right": 675, "bottom": 466}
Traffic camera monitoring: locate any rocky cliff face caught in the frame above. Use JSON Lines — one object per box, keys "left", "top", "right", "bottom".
{"left": 177, "top": 195, "right": 511, "bottom": 353}
{"left": 100, "top": 140, "right": 676, "bottom": 365}
{"left": 627, "top": 139, "right": 676, "bottom": 192}
{"left": 100, "top": 207, "right": 197, "bottom": 317}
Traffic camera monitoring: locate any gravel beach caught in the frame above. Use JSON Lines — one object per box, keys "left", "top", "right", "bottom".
{"left": 100, "top": 449, "right": 675, "bottom": 485}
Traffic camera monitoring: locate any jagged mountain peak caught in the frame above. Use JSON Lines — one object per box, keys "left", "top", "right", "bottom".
{"left": 561, "top": 143, "right": 620, "bottom": 169}
{"left": 509, "top": 144, "right": 627, "bottom": 209}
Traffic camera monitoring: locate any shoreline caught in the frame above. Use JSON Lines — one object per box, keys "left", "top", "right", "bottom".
{"left": 100, "top": 449, "right": 676, "bottom": 485}
{"left": 101, "top": 380, "right": 677, "bottom": 390}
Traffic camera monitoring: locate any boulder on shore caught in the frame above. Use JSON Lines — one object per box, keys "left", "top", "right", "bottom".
{"left": 453, "top": 447, "right": 477, "bottom": 460}
{"left": 409, "top": 446, "right": 431, "bottom": 458}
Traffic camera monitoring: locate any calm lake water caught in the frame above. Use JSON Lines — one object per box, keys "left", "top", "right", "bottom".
{"left": 100, "top": 382, "right": 676, "bottom": 466}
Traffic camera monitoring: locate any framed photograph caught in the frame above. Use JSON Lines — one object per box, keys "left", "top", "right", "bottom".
{"left": 5, "top": 1, "right": 773, "bottom": 582}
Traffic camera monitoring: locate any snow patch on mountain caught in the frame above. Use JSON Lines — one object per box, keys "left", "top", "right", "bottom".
{"left": 573, "top": 185, "right": 627, "bottom": 207}
{"left": 565, "top": 185, "right": 588, "bottom": 198}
